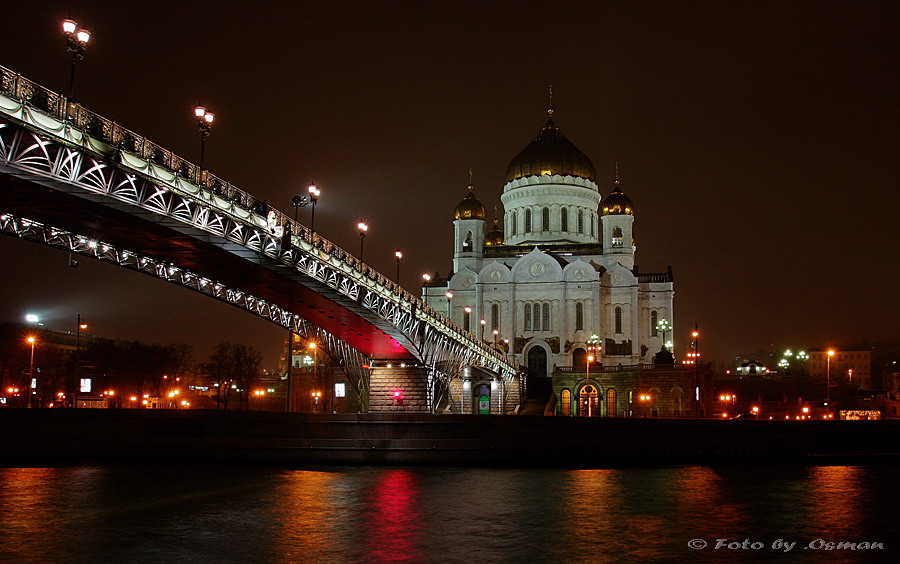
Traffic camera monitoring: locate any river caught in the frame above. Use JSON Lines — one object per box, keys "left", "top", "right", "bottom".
{"left": 0, "top": 465, "right": 894, "bottom": 562}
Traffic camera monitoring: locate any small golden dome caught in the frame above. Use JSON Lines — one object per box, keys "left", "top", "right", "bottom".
{"left": 485, "top": 218, "right": 504, "bottom": 246}
{"left": 601, "top": 179, "right": 634, "bottom": 215}
{"left": 454, "top": 187, "right": 487, "bottom": 220}
{"left": 505, "top": 108, "right": 596, "bottom": 183}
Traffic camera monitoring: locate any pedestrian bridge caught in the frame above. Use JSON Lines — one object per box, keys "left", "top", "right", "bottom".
{"left": 0, "top": 64, "right": 519, "bottom": 413}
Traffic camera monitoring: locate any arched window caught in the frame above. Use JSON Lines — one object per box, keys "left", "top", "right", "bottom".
{"left": 672, "top": 387, "right": 683, "bottom": 417}
{"left": 510, "top": 212, "right": 517, "bottom": 236}
{"left": 561, "top": 207, "right": 568, "bottom": 231}
{"left": 542, "top": 303, "right": 550, "bottom": 331}
{"left": 651, "top": 311, "right": 658, "bottom": 336}
{"left": 606, "top": 388, "right": 617, "bottom": 417}
{"left": 560, "top": 389, "right": 572, "bottom": 416}
{"left": 611, "top": 226, "right": 623, "bottom": 248}
{"left": 573, "top": 348, "right": 587, "bottom": 367}
{"left": 525, "top": 209, "right": 532, "bottom": 232}
{"left": 524, "top": 303, "right": 532, "bottom": 331}
{"left": 533, "top": 303, "right": 541, "bottom": 331}
{"left": 615, "top": 306, "right": 622, "bottom": 334}
{"left": 575, "top": 302, "right": 584, "bottom": 331}
{"left": 491, "top": 303, "right": 499, "bottom": 331}
{"left": 577, "top": 210, "right": 584, "bottom": 233}
{"left": 542, "top": 207, "right": 550, "bottom": 231}
{"left": 590, "top": 216, "right": 595, "bottom": 237}
{"left": 462, "top": 231, "right": 473, "bottom": 252}
{"left": 650, "top": 387, "right": 661, "bottom": 418}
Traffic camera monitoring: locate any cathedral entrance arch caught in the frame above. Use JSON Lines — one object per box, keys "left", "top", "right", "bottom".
{"left": 526, "top": 346, "right": 548, "bottom": 378}
{"left": 578, "top": 384, "right": 600, "bottom": 417}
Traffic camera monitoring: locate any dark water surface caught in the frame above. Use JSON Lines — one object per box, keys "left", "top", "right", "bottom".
{"left": 0, "top": 465, "right": 895, "bottom": 562}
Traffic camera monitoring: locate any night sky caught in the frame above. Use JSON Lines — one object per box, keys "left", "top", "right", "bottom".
{"left": 1, "top": 1, "right": 897, "bottom": 368}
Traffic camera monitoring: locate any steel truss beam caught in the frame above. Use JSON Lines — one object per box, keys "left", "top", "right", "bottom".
{"left": 0, "top": 65, "right": 518, "bottom": 413}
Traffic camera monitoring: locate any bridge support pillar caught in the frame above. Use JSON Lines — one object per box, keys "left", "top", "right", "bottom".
{"left": 369, "top": 365, "right": 429, "bottom": 413}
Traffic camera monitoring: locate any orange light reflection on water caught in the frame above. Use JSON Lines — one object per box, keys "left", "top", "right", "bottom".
{"left": 0, "top": 468, "right": 62, "bottom": 558}
{"left": 806, "top": 466, "right": 865, "bottom": 539}
{"left": 272, "top": 470, "right": 342, "bottom": 561}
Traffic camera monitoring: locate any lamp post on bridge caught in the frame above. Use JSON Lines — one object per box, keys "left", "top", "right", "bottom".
{"left": 394, "top": 249, "right": 402, "bottom": 285}
{"left": 193, "top": 105, "right": 215, "bottom": 172}
{"left": 62, "top": 19, "right": 91, "bottom": 101}
{"left": 307, "top": 184, "right": 320, "bottom": 232}
{"left": 445, "top": 290, "right": 453, "bottom": 320}
{"left": 357, "top": 222, "right": 368, "bottom": 261}
{"left": 422, "top": 273, "right": 431, "bottom": 307}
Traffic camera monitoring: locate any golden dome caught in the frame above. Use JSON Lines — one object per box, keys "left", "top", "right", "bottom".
{"left": 601, "top": 179, "right": 634, "bottom": 215}
{"left": 454, "top": 187, "right": 487, "bottom": 220}
{"left": 485, "top": 218, "right": 504, "bottom": 246}
{"left": 505, "top": 108, "right": 596, "bottom": 183}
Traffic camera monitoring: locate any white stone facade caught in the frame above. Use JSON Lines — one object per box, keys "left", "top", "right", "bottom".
{"left": 427, "top": 113, "right": 675, "bottom": 377}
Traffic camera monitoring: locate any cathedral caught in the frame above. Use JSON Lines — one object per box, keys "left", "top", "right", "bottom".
{"left": 424, "top": 107, "right": 683, "bottom": 415}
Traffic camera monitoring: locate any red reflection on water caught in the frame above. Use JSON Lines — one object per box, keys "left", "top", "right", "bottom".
{"left": 365, "top": 469, "right": 421, "bottom": 562}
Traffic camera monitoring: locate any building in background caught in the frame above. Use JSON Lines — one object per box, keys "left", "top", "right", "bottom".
{"left": 425, "top": 107, "right": 685, "bottom": 416}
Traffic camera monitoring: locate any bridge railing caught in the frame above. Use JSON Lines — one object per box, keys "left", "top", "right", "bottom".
{"left": 0, "top": 64, "right": 513, "bottom": 373}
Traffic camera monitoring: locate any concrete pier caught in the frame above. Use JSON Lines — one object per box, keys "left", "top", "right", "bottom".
{"left": 1, "top": 409, "right": 898, "bottom": 466}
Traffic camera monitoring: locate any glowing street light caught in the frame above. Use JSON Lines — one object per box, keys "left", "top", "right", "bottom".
{"left": 62, "top": 18, "right": 91, "bottom": 100}
{"left": 639, "top": 393, "right": 651, "bottom": 417}
{"left": 193, "top": 105, "right": 215, "bottom": 171}
{"left": 394, "top": 249, "right": 402, "bottom": 284}
{"left": 421, "top": 273, "right": 432, "bottom": 307}
{"left": 445, "top": 290, "right": 453, "bottom": 319}
{"left": 74, "top": 314, "right": 88, "bottom": 408}
{"left": 480, "top": 318, "right": 486, "bottom": 341}
{"left": 826, "top": 349, "right": 836, "bottom": 406}
{"left": 357, "top": 222, "right": 368, "bottom": 260}
{"left": 308, "top": 184, "right": 320, "bottom": 231}
{"left": 688, "top": 324, "right": 701, "bottom": 418}
{"left": 26, "top": 336, "right": 36, "bottom": 408}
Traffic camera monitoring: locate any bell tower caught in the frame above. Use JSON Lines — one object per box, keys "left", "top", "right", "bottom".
{"left": 600, "top": 177, "right": 635, "bottom": 269}
{"left": 453, "top": 176, "right": 486, "bottom": 273}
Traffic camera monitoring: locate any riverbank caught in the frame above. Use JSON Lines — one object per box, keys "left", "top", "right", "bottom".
{"left": 1, "top": 409, "right": 898, "bottom": 466}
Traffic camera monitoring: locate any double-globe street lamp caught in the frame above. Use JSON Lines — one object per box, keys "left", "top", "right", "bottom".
{"left": 62, "top": 19, "right": 91, "bottom": 101}
{"left": 291, "top": 184, "right": 321, "bottom": 226}
{"left": 291, "top": 184, "right": 322, "bottom": 235}
{"left": 193, "top": 105, "right": 215, "bottom": 172}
